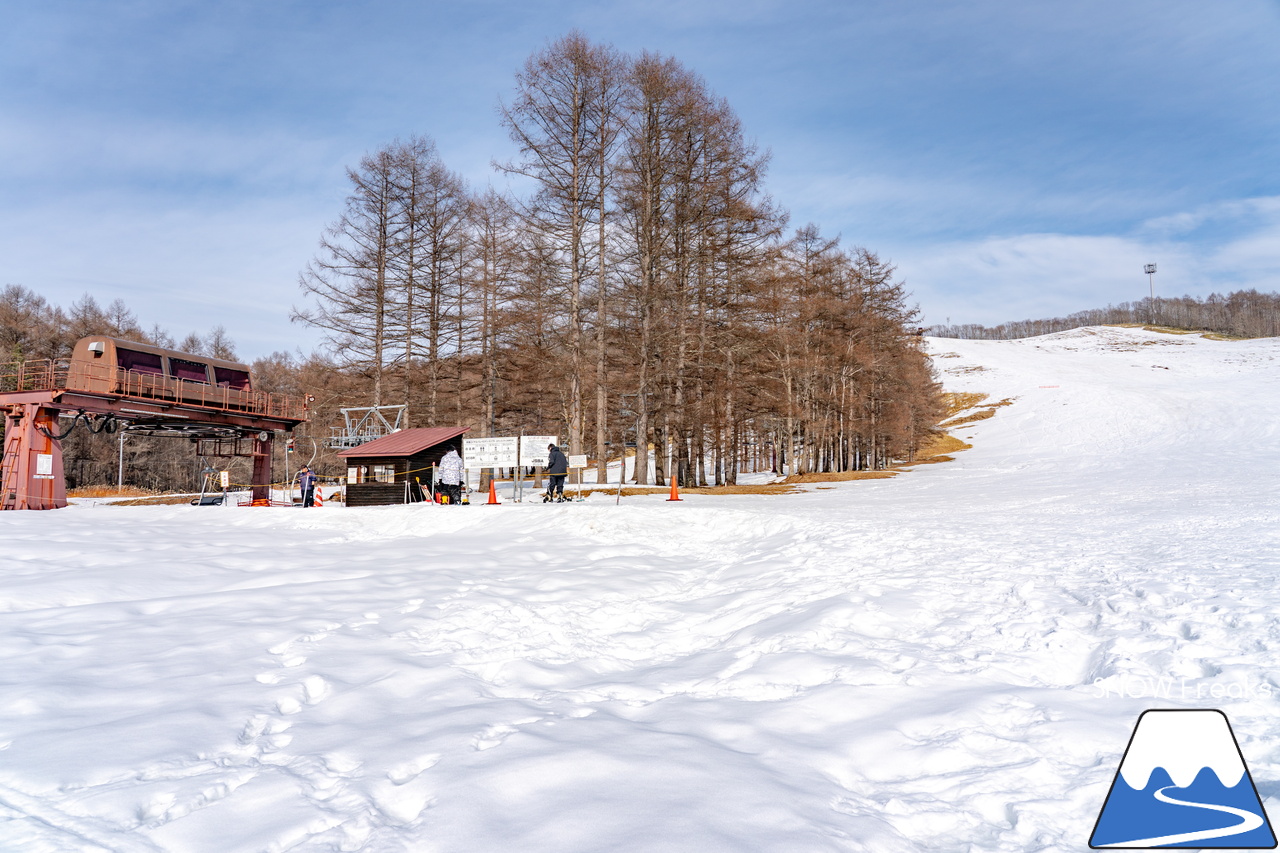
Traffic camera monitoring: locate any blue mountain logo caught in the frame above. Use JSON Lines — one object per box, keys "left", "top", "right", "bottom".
{"left": 1090, "top": 709, "right": 1276, "bottom": 848}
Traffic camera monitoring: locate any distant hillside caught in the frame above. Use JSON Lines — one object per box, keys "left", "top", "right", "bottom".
{"left": 928, "top": 288, "right": 1280, "bottom": 340}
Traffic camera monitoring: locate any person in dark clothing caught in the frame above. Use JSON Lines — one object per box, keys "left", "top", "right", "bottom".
{"left": 297, "top": 466, "right": 317, "bottom": 507}
{"left": 546, "top": 443, "right": 569, "bottom": 502}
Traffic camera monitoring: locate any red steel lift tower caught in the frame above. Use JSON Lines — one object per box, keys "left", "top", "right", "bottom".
{"left": 1, "top": 338, "right": 309, "bottom": 510}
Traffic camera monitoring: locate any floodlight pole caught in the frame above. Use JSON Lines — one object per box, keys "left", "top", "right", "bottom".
{"left": 1144, "top": 263, "right": 1157, "bottom": 323}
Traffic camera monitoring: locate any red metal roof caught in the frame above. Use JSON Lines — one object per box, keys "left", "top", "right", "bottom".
{"left": 336, "top": 426, "right": 471, "bottom": 458}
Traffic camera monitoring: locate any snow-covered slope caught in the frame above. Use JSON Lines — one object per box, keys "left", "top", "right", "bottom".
{"left": 1, "top": 326, "right": 1278, "bottom": 852}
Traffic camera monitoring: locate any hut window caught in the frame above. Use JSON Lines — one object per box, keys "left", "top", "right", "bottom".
{"left": 371, "top": 464, "right": 396, "bottom": 483}
{"left": 117, "top": 348, "right": 164, "bottom": 376}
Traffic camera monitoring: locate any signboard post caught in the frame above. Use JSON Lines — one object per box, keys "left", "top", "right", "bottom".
{"left": 519, "top": 435, "right": 558, "bottom": 503}
{"left": 568, "top": 454, "right": 588, "bottom": 501}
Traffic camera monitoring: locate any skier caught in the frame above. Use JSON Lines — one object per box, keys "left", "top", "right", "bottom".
{"left": 545, "top": 443, "right": 569, "bottom": 502}
{"left": 296, "top": 465, "right": 317, "bottom": 508}
{"left": 437, "top": 446, "right": 465, "bottom": 505}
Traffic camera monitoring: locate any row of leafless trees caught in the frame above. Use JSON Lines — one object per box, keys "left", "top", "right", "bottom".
{"left": 0, "top": 286, "right": 238, "bottom": 363}
{"left": 293, "top": 33, "right": 944, "bottom": 484}
{"left": 929, "top": 290, "right": 1280, "bottom": 341}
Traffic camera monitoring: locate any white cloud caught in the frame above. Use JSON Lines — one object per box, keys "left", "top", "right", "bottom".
{"left": 898, "top": 196, "right": 1280, "bottom": 327}
{"left": 0, "top": 197, "right": 327, "bottom": 360}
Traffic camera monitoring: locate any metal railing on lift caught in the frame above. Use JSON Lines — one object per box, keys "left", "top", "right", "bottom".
{"left": 1, "top": 357, "right": 307, "bottom": 421}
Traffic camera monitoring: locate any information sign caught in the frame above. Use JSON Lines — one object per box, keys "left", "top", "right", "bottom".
{"left": 219, "top": 470, "right": 230, "bottom": 489}
{"left": 34, "top": 453, "right": 54, "bottom": 479}
{"left": 463, "top": 436, "right": 519, "bottom": 468}
{"left": 568, "top": 454, "right": 588, "bottom": 469}
{"left": 520, "top": 435, "right": 558, "bottom": 468}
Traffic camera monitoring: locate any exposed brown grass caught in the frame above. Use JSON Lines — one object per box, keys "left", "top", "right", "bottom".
{"left": 108, "top": 495, "right": 204, "bottom": 507}
{"left": 599, "top": 482, "right": 803, "bottom": 497}
{"left": 943, "top": 408, "right": 996, "bottom": 427}
{"left": 897, "top": 432, "right": 973, "bottom": 467}
{"left": 685, "top": 483, "right": 804, "bottom": 495}
{"left": 783, "top": 470, "right": 898, "bottom": 484}
{"left": 68, "top": 485, "right": 156, "bottom": 499}
{"left": 939, "top": 395, "right": 1014, "bottom": 429}
{"left": 943, "top": 391, "right": 989, "bottom": 416}
{"left": 1108, "top": 323, "right": 1247, "bottom": 340}
{"left": 1107, "top": 323, "right": 1179, "bottom": 332}
{"left": 918, "top": 432, "right": 974, "bottom": 457}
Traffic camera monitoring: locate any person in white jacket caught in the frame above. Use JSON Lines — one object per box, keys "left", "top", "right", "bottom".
{"left": 437, "top": 447, "right": 465, "bottom": 504}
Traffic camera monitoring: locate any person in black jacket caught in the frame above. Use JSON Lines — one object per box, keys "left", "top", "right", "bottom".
{"left": 545, "top": 443, "right": 569, "bottom": 502}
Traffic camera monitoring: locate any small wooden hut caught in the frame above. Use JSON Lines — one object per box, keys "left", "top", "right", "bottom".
{"left": 337, "top": 426, "right": 470, "bottom": 507}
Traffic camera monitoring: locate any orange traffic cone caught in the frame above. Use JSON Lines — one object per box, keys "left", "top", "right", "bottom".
{"left": 313, "top": 489, "right": 323, "bottom": 508}
{"left": 486, "top": 478, "right": 501, "bottom": 505}
{"left": 666, "top": 474, "right": 682, "bottom": 502}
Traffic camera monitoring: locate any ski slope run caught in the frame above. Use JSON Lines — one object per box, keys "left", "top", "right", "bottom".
{"left": 1, "top": 326, "right": 1278, "bottom": 852}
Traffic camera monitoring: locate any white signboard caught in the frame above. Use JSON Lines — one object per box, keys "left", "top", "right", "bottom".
{"left": 219, "top": 470, "right": 230, "bottom": 489}
{"left": 347, "top": 466, "right": 360, "bottom": 485}
{"left": 35, "top": 453, "right": 54, "bottom": 478}
{"left": 463, "top": 436, "right": 519, "bottom": 468}
{"left": 568, "top": 454, "right": 588, "bottom": 469}
{"left": 520, "top": 435, "right": 558, "bottom": 468}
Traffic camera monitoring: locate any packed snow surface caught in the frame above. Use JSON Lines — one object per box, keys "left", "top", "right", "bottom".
{"left": 2, "top": 326, "right": 1278, "bottom": 852}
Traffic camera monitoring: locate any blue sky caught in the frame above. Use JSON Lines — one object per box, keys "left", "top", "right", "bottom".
{"left": 2, "top": 0, "right": 1278, "bottom": 358}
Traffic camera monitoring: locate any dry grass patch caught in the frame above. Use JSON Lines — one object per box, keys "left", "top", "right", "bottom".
{"left": 940, "top": 395, "right": 1014, "bottom": 429}
{"left": 942, "top": 408, "right": 995, "bottom": 427}
{"left": 1108, "top": 323, "right": 1247, "bottom": 340}
{"left": 580, "top": 483, "right": 804, "bottom": 498}
{"left": 68, "top": 485, "right": 156, "bottom": 499}
{"left": 943, "top": 391, "right": 989, "bottom": 417}
{"left": 783, "top": 470, "right": 898, "bottom": 484}
{"left": 898, "top": 433, "right": 973, "bottom": 467}
{"left": 684, "top": 483, "right": 804, "bottom": 495}
{"left": 916, "top": 432, "right": 973, "bottom": 458}
{"left": 1107, "top": 323, "right": 1191, "bottom": 333}
{"left": 109, "top": 495, "right": 201, "bottom": 506}
{"left": 944, "top": 392, "right": 987, "bottom": 416}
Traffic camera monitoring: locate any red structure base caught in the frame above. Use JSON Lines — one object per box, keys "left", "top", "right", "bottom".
{"left": 1, "top": 404, "right": 68, "bottom": 510}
